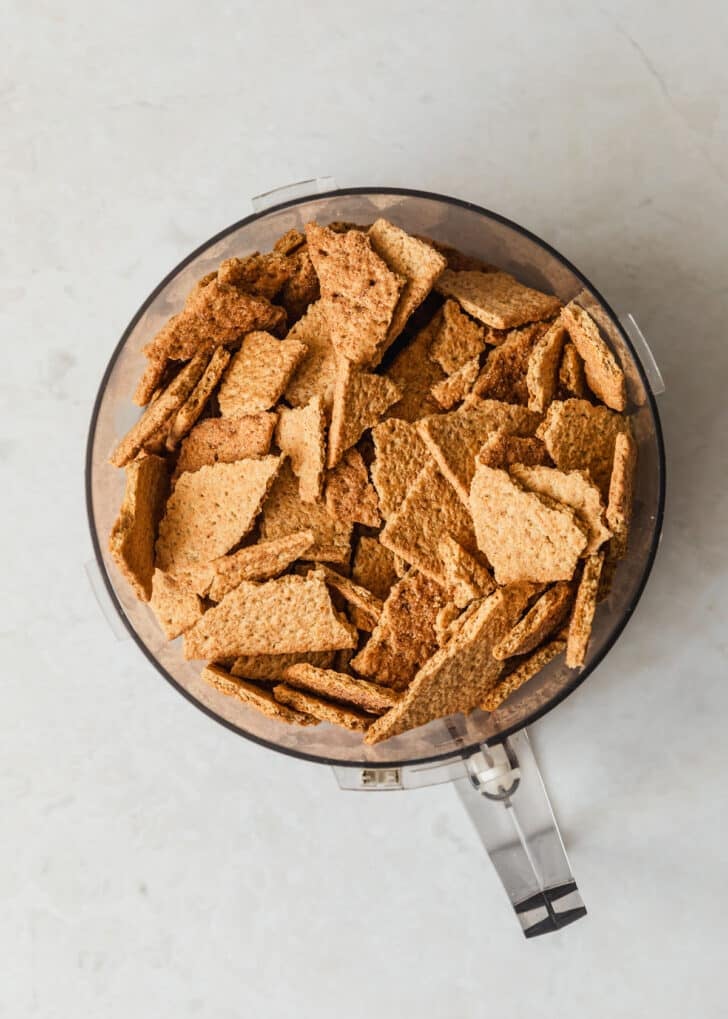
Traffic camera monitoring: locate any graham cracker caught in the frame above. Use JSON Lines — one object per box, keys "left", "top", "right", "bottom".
{"left": 231, "top": 650, "right": 335, "bottom": 682}
{"left": 365, "top": 584, "right": 534, "bottom": 744}
{"left": 472, "top": 321, "right": 549, "bottom": 404}
{"left": 351, "top": 570, "right": 447, "bottom": 690}
{"left": 276, "top": 396, "right": 326, "bottom": 503}
{"left": 493, "top": 583, "right": 573, "bottom": 660}
{"left": 305, "top": 222, "right": 405, "bottom": 366}
{"left": 537, "top": 398, "right": 631, "bottom": 497}
{"left": 368, "top": 218, "right": 446, "bottom": 347}
{"left": 469, "top": 464, "right": 587, "bottom": 584}
{"left": 324, "top": 448, "right": 381, "bottom": 528}
{"left": 370, "top": 418, "right": 432, "bottom": 520}
{"left": 431, "top": 358, "right": 480, "bottom": 410}
{"left": 527, "top": 319, "right": 568, "bottom": 412}
{"left": 318, "top": 565, "right": 383, "bottom": 632}
{"left": 283, "top": 663, "right": 399, "bottom": 714}
{"left": 110, "top": 352, "right": 210, "bottom": 467}
{"left": 217, "top": 331, "right": 307, "bottom": 417}
{"left": 482, "top": 639, "right": 566, "bottom": 711}
{"left": 273, "top": 685, "right": 372, "bottom": 731}
{"left": 184, "top": 569, "right": 358, "bottom": 660}
{"left": 434, "top": 603, "right": 462, "bottom": 646}
{"left": 475, "top": 430, "right": 549, "bottom": 471}
{"left": 430, "top": 299, "right": 487, "bottom": 374}
{"left": 273, "top": 228, "right": 306, "bottom": 256}
{"left": 606, "top": 431, "right": 637, "bottom": 559}
{"left": 326, "top": 361, "right": 401, "bottom": 468}
{"left": 558, "top": 341, "right": 587, "bottom": 397}
{"left": 156, "top": 455, "right": 282, "bottom": 574}
{"left": 379, "top": 461, "right": 479, "bottom": 586}
{"left": 149, "top": 568, "right": 203, "bottom": 640}
{"left": 511, "top": 464, "right": 612, "bottom": 555}
{"left": 166, "top": 345, "right": 232, "bottom": 447}
{"left": 208, "top": 530, "right": 315, "bottom": 601}
{"left": 385, "top": 312, "right": 446, "bottom": 422}
{"left": 279, "top": 246, "right": 320, "bottom": 323}
{"left": 438, "top": 535, "right": 495, "bottom": 608}
{"left": 216, "top": 252, "right": 292, "bottom": 299}
{"left": 109, "top": 453, "right": 169, "bottom": 600}
{"left": 351, "top": 536, "right": 399, "bottom": 602}
{"left": 562, "top": 301, "right": 626, "bottom": 411}
{"left": 260, "top": 461, "right": 352, "bottom": 565}
{"left": 134, "top": 355, "right": 170, "bottom": 407}
{"left": 417, "top": 397, "right": 541, "bottom": 503}
{"left": 174, "top": 412, "right": 277, "bottom": 477}
{"left": 283, "top": 300, "right": 337, "bottom": 413}
{"left": 435, "top": 269, "right": 562, "bottom": 329}
{"left": 566, "top": 553, "right": 605, "bottom": 668}
{"left": 202, "top": 665, "right": 315, "bottom": 725}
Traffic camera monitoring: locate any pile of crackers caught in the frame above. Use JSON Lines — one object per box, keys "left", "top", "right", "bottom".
{"left": 108, "top": 217, "right": 636, "bottom": 745}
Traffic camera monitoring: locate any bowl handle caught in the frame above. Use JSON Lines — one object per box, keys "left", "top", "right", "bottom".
{"left": 455, "top": 729, "right": 586, "bottom": 937}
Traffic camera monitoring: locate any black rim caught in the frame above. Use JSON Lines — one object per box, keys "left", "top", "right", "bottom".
{"left": 85, "top": 186, "right": 666, "bottom": 769}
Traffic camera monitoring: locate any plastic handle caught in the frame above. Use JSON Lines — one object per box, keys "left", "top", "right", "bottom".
{"left": 454, "top": 729, "right": 586, "bottom": 937}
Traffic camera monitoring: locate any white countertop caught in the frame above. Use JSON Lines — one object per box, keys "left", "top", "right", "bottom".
{"left": 4, "top": 1, "right": 728, "bottom": 1015}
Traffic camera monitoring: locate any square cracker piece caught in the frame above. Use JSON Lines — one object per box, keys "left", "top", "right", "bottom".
{"left": 566, "top": 552, "right": 605, "bottom": 668}
{"left": 438, "top": 535, "right": 495, "bottom": 608}
{"left": 470, "top": 464, "right": 587, "bottom": 584}
{"left": 184, "top": 569, "right": 358, "bottom": 660}
{"left": 231, "top": 650, "right": 334, "bottom": 682}
{"left": 208, "top": 530, "right": 315, "bottom": 602}
{"left": 109, "top": 453, "right": 169, "bottom": 601}
{"left": 351, "top": 537, "right": 399, "bottom": 602}
{"left": 327, "top": 361, "right": 401, "bottom": 468}
{"left": 606, "top": 431, "right": 638, "bottom": 559}
{"left": 305, "top": 222, "right": 405, "bottom": 367}
{"left": 217, "top": 331, "right": 307, "bottom": 417}
{"left": 511, "top": 464, "right": 611, "bottom": 555}
{"left": 417, "top": 397, "right": 541, "bottom": 503}
{"left": 475, "top": 430, "right": 549, "bottom": 471}
{"left": 365, "top": 584, "right": 535, "bottom": 744}
{"left": 202, "top": 665, "right": 315, "bottom": 726}
{"left": 283, "top": 663, "right": 399, "bottom": 714}
{"left": 385, "top": 312, "right": 446, "bottom": 422}
{"left": 379, "top": 461, "right": 479, "bottom": 587}
{"left": 149, "top": 569, "right": 203, "bottom": 639}
{"left": 166, "top": 346, "right": 232, "bottom": 448}
{"left": 431, "top": 358, "right": 480, "bottom": 410}
{"left": 430, "top": 299, "right": 487, "bottom": 374}
{"left": 371, "top": 418, "right": 432, "bottom": 520}
{"left": 156, "top": 455, "right": 282, "bottom": 574}
{"left": 324, "top": 448, "right": 381, "bottom": 528}
{"left": 368, "top": 218, "right": 446, "bottom": 348}
{"left": 482, "top": 638, "right": 566, "bottom": 711}
{"left": 562, "top": 301, "right": 626, "bottom": 411}
{"left": 493, "top": 582, "right": 573, "bottom": 660}
{"left": 276, "top": 395, "right": 326, "bottom": 503}
{"left": 174, "top": 412, "right": 277, "bottom": 477}
{"left": 527, "top": 319, "right": 568, "bottom": 412}
{"left": 284, "top": 300, "right": 338, "bottom": 411}
{"left": 273, "top": 685, "right": 372, "bottom": 731}
{"left": 473, "top": 321, "right": 549, "bottom": 405}
{"left": 260, "top": 461, "right": 352, "bottom": 565}
{"left": 537, "top": 398, "right": 631, "bottom": 497}
{"left": 435, "top": 269, "right": 562, "bottom": 329}
{"left": 351, "top": 570, "right": 447, "bottom": 690}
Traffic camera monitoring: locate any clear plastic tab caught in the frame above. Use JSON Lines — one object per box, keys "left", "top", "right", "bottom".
{"left": 251, "top": 177, "right": 337, "bottom": 214}
{"left": 84, "top": 559, "right": 130, "bottom": 641}
{"left": 620, "top": 313, "right": 665, "bottom": 396}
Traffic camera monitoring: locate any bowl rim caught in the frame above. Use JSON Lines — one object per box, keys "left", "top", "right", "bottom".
{"left": 85, "top": 185, "right": 666, "bottom": 769}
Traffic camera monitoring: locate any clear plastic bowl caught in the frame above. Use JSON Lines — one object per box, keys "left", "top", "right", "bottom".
{"left": 85, "top": 187, "right": 665, "bottom": 768}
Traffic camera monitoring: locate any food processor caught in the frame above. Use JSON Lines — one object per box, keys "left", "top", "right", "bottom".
{"left": 85, "top": 181, "right": 665, "bottom": 937}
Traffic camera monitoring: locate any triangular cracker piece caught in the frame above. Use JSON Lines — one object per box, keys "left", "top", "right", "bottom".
{"left": 174, "top": 412, "right": 277, "bottom": 477}
{"left": 473, "top": 321, "right": 549, "bottom": 404}
{"left": 260, "top": 461, "right": 352, "bottom": 565}
{"left": 156, "top": 455, "right": 282, "bottom": 574}
{"left": 149, "top": 569, "right": 203, "bottom": 639}
{"left": 606, "top": 431, "right": 637, "bottom": 559}
{"left": 273, "top": 685, "right": 372, "bottom": 731}
{"left": 365, "top": 585, "right": 535, "bottom": 744}
{"left": 184, "top": 569, "right": 358, "bottom": 660}
{"left": 417, "top": 397, "right": 541, "bottom": 503}
{"left": 166, "top": 345, "right": 232, "bottom": 447}
{"left": 208, "top": 530, "right": 315, "bottom": 601}
{"left": 351, "top": 537, "right": 399, "bottom": 602}
{"left": 283, "top": 663, "right": 399, "bottom": 714}
{"left": 283, "top": 300, "right": 338, "bottom": 410}
{"left": 202, "top": 665, "right": 316, "bottom": 725}
{"left": 327, "top": 361, "right": 401, "bottom": 468}
{"left": 438, "top": 535, "right": 495, "bottom": 608}
{"left": 482, "top": 638, "right": 566, "bottom": 711}
{"left": 217, "top": 331, "right": 307, "bottom": 416}
{"left": 305, "top": 222, "right": 405, "bottom": 366}
{"left": 510, "top": 464, "right": 612, "bottom": 555}
{"left": 566, "top": 553, "right": 605, "bottom": 668}
{"left": 526, "top": 319, "right": 568, "bottom": 412}
{"left": 562, "top": 301, "right": 626, "bottom": 411}
{"left": 231, "top": 650, "right": 334, "bottom": 682}
{"left": 430, "top": 358, "right": 480, "bottom": 410}
{"left": 558, "top": 341, "right": 587, "bottom": 398}
{"left": 380, "top": 461, "right": 478, "bottom": 586}
{"left": 109, "top": 453, "right": 169, "bottom": 600}
{"left": 493, "top": 583, "right": 573, "bottom": 660}
{"left": 537, "top": 399, "right": 631, "bottom": 497}
{"left": 475, "top": 430, "right": 548, "bottom": 470}
{"left": 324, "top": 448, "right": 381, "bottom": 528}
{"left": 430, "top": 299, "right": 487, "bottom": 374}
{"left": 276, "top": 395, "right": 326, "bottom": 503}
{"left": 385, "top": 313, "right": 446, "bottom": 422}
{"left": 435, "top": 269, "right": 562, "bottom": 329}
{"left": 370, "top": 418, "right": 432, "bottom": 519}
{"left": 469, "top": 464, "right": 587, "bottom": 584}
{"left": 318, "top": 565, "right": 383, "bottom": 631}
{"left": 368, "top": 218, "right": 446, "bottom": 348}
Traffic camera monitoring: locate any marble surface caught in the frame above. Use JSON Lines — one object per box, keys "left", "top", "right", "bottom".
{"left": 3, "top": 1, "right": 728, "bottom": 1015}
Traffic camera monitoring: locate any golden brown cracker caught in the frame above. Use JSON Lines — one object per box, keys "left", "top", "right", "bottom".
{"left": 327, "top": 361, "right": 401, "bottom": 468}
{"left": 430, "top": 358, "right": 480, "bottom": 410}
{"left": 324, "top": 448, "right": 381, "bottom": 528}
{"left": 202, "top": 665, "right": 315, "bottom": 725}
{"left": 482, "top": 639, "right": 566, "bottom": 711}
{"left": 434, "top": 603, "right": 462, "bottom": 646}
{"left": 149, "top": 569, "right": 203, "bottom": 640}
{"left": 537, "top": 398, "right": 631, "bottom": 497}
{"left": 273, "top": 228, "right": 306, "bottom": 256}
{"left": 283, "top": 663, "right": 399, "bottom": 714}
{"left": 469, "top": 464, "right": 587, "bottom": 584}
{"left": 185, "top": 569, "right": 358, "bottom": 660}
{"left": 384, "top": 312, "right": 446, "bottom": 422}
{"left": 430, "top": 299, "right": 487, "bottom": 374}
{"left": 134, "top": 355, "right": 170, "bottom": 407}
{"left": 435, "top": 269, "right": 562, "bottom": 329}
{"left": 559, "top": 341, "right": 587, "bottom": 398}
{"left": 217, "top": 331, "right": 307, "bottom": 416}
{"left": 230, "top": 650, "right": 335, "bottom": 682}
{"left": 438, "top": 535, "right": 495, "bottom": 608}
{"left": 156, "top": 455, "right": 282, "bottom": 574}
{"left": 276, "top": 396, "right": 326, "bottom": 503}
{"left": 283, "top": 300, "right": 338, "bottom": 411}
{"left": 370, "top": 417, "right": 432, "bottom": 519}
{"left": 109, "top": 453, "right": 169, "bottom": 600}
{"left": 562, "top": 301, "right": 626, "bottom": 411}
{"left": 174, "top": 412, "right": 277, "bottom": 476}
{"left": 166, "top": 346, "right": 232, "bottom": 447}
{"left": 475, "top": 430, "right": 549, "bottom": 471}
{"left": 279, "top": 245, "right": 320, "bottom": 323}
{"left": 492, "top": 583, "right": 573, "bottom": 660}
{"left": 472, "top": 321, "right": 549, "bottom": 404}
{"left": 606, "top": 431, "right": 637, "bottom": 559}
{"left": 273, "top": 685, "right": 372, "bottom": 731}
{"left": 527, "top": 319, "right": 568, "bottom": 412}
{"left": 208, "top": 530, "right": 315, "bottom": 601}
{"left": 511, "top": 464, "right": 611, "bottom": 555}
{"left": 566, "top": 553, "right": 605, "bottom": 668}
{"left": 351, "top": 537, "right": 399, "bottom": 602}
{"left": 216, "top": 252, "right": 292, "bottom": 300}
{"left": 318, "top": 565, "right": 383, "bottom": 632}
{"left": 260, "top": 461, "right": 352, "bottom": 565}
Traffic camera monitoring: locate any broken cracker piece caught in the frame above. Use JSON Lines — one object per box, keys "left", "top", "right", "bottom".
{"left": 434, "top": 603, "right": 462, "bottom": 646}
{"left": 559, "top": 341, "right": 587, "bottom": 397}
{"left": 566, "top": 553, "right": 605, "bottom": 668}
{"left": 472, "top": 321, "right": 549, "bottom": 404}
{"left": 149, "top": 568, "right": 203, "bottom": 639}
{"left": 351, "top": 537, "right": 399, "bottom": 602}
{"left": 435, "top": 269, "right": 562, "bottom": 329}
{"left": 493, "top": 583, "right": 573, "bottom": 660}
{"left": 370, "top": 417, "right": 432, "bottom": 519}
{"left": 174, "top": 412, "right": 277, "bottom": 477}
{"left": 482, "top": 639, "right": 566, "bottom": 711}
{"left": 527, "top": 318, "right": 568, "bottom": 412}
{"left": 384, "top": 312, "right": 446, "bottom": 422}
{"left": 606, "top": 431, "right": 637, "bottom": 559}
{"left": 109, "top": 453, "right": 169, "bottom": 600}
{"left": 260, "top": 461, "right": 352, "bottom": 564}
{"left": 208, "top": 530, "right": 315, "bottom": 601}
{"left": 202, "top": 665, "right": 315, "bottom": 725}
{"left": 324, "top": 448, "right": 381, "bottom": 528}
{"left": 537, "top": 398, "right": 631, "bottom": 497}
{"left": 475, "top": 430, "right": 549, "bottom": 471}
{"left": 562, "top": 301, "right": 626, "bottom": 411}
{"left": 166, "top": 345, "right": 232, "bottom": 448}
{"left": 318, "top": 565, "right": 383, "bottom": 631}
{"left": 430, "top": 299, "right": 487, "bottom": 374}
{"left": 431, "top": 357, "right": 479, "bottom": 410}
{"left": 231, "top": 650, "right": 334, "bottom": 682}
{"left": 283, "top": 300, "right": 337, "bottom": 410}
{"left": 273, "top": 685, "right": 372, "bottom": 731}
{"left": 511, "top": 464, "right": 611, "bottom": 555}
{"left": 217, "top": 331, "right": 307, "bottom": 417}
{"left": 327, "top": 360, "right": 401, "bottom": 468}
{"left": 276, "top": 395, "right": 326, "bottom": 503}
{"left": 283, "top": 663, "right": 399, "bottom": 714}
{"left": 438, "top": 535, "right": 495, "bottom": 608}
{"left": 216, "top": 251, "right": 292, "bottom": 300}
